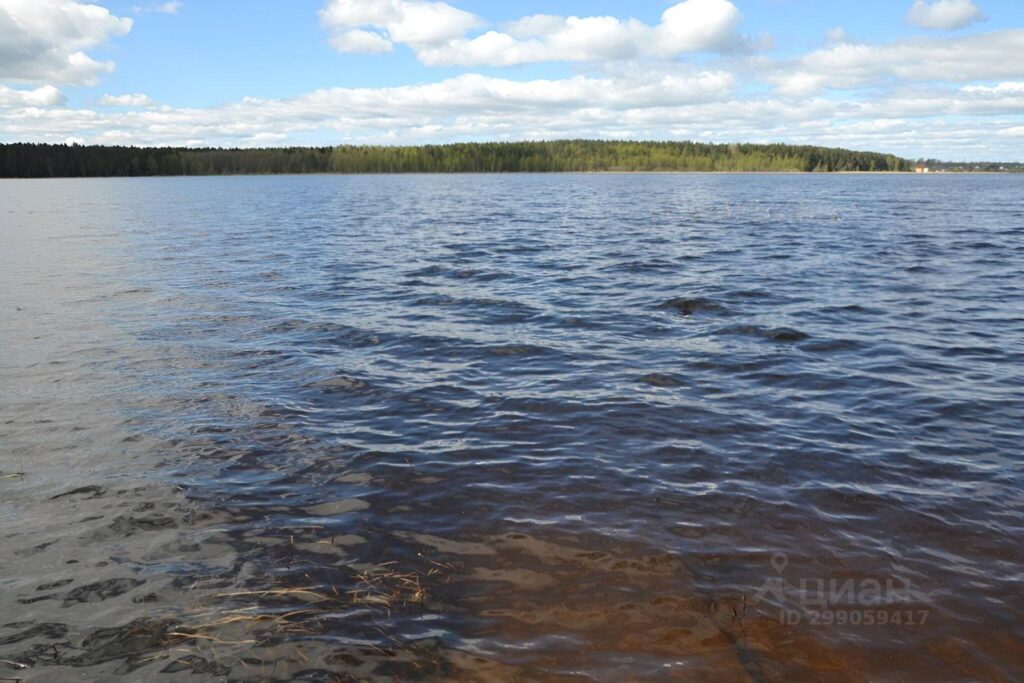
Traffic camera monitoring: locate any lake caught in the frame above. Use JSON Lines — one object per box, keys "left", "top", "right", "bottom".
{"left": 1, "top": 174, "right": 1022, "bottom": 681}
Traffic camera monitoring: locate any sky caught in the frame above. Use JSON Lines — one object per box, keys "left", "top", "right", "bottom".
{"left": 1, "top": 0, "right": 1023, "bottom": 160}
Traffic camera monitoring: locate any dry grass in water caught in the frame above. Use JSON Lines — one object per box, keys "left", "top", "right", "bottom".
{"left": 151, "top": 560, "right": 452, "bottom": 674}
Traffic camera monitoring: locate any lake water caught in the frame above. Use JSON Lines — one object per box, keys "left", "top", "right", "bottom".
{"left": 1, "top": 174, "right": 1022, "bottom": 681}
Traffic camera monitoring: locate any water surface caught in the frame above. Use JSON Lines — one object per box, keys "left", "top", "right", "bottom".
{"left": 1, "top": 174, "right": 1023, "bottom": 681}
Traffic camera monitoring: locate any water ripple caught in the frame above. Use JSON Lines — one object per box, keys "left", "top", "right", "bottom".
{"left": 2, "top": 174, "right": 1023, "bottom": 680}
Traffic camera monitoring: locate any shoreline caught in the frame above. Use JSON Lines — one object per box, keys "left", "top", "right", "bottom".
{"left": 2, "top": 170, "right": 1020, "bottom": 179}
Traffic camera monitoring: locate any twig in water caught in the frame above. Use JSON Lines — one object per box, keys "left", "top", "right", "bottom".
{"left": 167, "top": 632, "right": 259, "bottom": 646}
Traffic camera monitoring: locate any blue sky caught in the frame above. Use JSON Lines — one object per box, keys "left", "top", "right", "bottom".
{"left": 2, "top": 0, "right": 1023, "bottom": 160}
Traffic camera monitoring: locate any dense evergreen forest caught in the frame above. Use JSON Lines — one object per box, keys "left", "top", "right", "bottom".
{"left": 0, "top": 140, "right": 913, "bottom": 177}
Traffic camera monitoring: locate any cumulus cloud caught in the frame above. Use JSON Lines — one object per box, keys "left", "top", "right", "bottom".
{"left": 0, "top": 0, "right": 133, "bottom": 85}
{"left": 329, "top": 28, "right": 394, "bottom": 53}
{"left": 656, "top": 0, "right": 744, "bottom": 53}
{"left": 98, "top": 93, "right": 156, "bottom": 107}
{"left": 321, "top": 0, "right": 745, "bottom": 66}
{"left": 0, "top": 84, "right": 66, "bottom": 106}
{"left": 0, "top": 69, "right": 736, "bottom": 147}
{"left": 962, "top": 81, "right": 1024, "bottom": 95}
{"left": 320, "top": 0, "right": 481, "bottom": 53}
{"left": 907, "top": 0, "right": 985, "bottom": 31}
{"left": 3, "top": 65, "right": 1023, "bottom": 160}
{"left": 770, "top": 29, "right": 1024, "bottom": 96}
{"left": 1, "top": 1, "right": 1022, "bottom": 162}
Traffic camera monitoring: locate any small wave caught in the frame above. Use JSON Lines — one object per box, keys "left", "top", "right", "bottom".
{"left": 637, "top": 373, "right": 685, "bottom": 387}
{"left": 407, "top": 265, "right": 445, "bottom": 277}
{"left": 799, "top": 338, "right": 867, "bottom": 353}
{"left": 714, "top": 324, "right": 810, "bottom": 342}
{"left": 486, "top": 344, "right": 549, "bottom": 357}
{"left": 818, "top": 304, "right": 879, "bottom": 316}
{"left": 605, "top": 259, "right": 677, "bottom": 274}
{"left": 409, "top": 294, "right": 539, "bottom": 322}
{"left": 662, "top": 297, "right": 728, "bottom": 316}
{"left": 305, "top": 375, "right": 373, "bottom": 393}
{"left": 264, "top": 319, "right": 385, "bottom": 348}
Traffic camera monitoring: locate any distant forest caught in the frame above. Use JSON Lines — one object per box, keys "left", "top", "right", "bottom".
{"left": 0, "top": 140, "right": 913, "bottom": 177}
{"left": 916, "top": 159, "right": 1024, "bottom": 173}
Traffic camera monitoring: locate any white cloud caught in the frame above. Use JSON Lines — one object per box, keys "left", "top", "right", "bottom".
{"left": 133, "top": 1, "right": 182, "bottom": 14}
{"left": 826, "top": 27, "right": 852, "bottom": 44}
{"left": 98, "top": 93, "right": 156, "bottom": 107}
{"left": 417, "top": 17, "right": 648, "bottom": 66}
{"left": 1, "top": 1, "right": 1022, "bottom": 162}
{"left": 857, "top": 85, "right": 1024, "bottom": 117}
{"left": 320, "top": 0, "right": 481, "bottom": 54}
{"left": 770, "top": 29, "right": 1024, "bottom": 96}
{"left": 0, "top": 0, "right": 133, "bottom": 85}
{"left": 154, "top": 1, "right": 182, "bottom": 14}
{"left": 656, "top": 0, "right": 744, "bottom": 53}
{"left": 329, "top": 28, "right": 394, "bottom": 53}
{"left": 0, "top": 84, "right": 65, "bottom": 106}
{"left": 907, "top": 0, "right": 985, "bottom": 31}
{"left": 246, "top": 132, "right": 288, "bottom": 144}
{"left": 0, "top": 69, "right": 736, "bottom": 146}
{"left": 962, "top": 81, "right": 1024, "bottom": 95}
{"left": 3, "top": 65, "right": 1023, "bottom": 160}
{"left": 321, "top": 0, "right": 745, "bottom": 66}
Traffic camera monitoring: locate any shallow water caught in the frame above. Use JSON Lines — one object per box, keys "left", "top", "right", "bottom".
{"left": 1, "top": 174, "right": 1023, "bottom": 681}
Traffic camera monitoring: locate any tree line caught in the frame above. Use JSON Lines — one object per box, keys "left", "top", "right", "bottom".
{"left": 916, "top": 159, "right": 1024, "bottom": 173}
{"left": 0, "top": 140, "right": 913, "bottom": 177}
